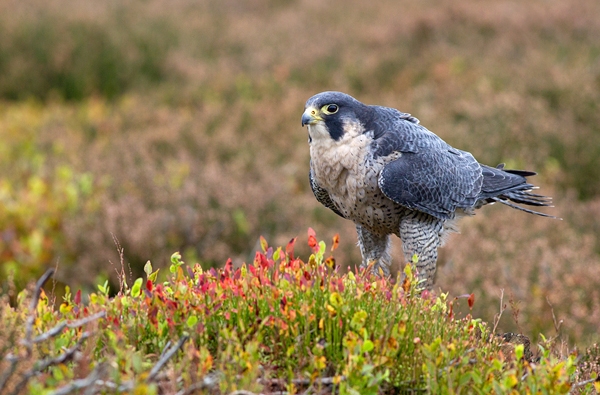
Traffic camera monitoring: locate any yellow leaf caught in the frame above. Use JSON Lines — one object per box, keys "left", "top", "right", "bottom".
{"left": 326, "top": 304, "right": 337, "bottom": 316}
{"left": 329, "top": 292, "right": 343, "bottom": 308}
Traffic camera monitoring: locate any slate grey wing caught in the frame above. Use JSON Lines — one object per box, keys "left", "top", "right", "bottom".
{"left": 378, "top": 148, "right": 483, "bottom": 220}
{"left": 309, "top": 165, "right": 345, "bottom": 218}
{"left": 368, "top": 106, "right": 450, "bottom": 156}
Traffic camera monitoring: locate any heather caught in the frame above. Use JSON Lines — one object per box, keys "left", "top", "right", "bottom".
{"left": 1, "top": 233, "right": 597, "bottom": 393}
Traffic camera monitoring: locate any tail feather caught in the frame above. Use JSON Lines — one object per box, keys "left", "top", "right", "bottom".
{"left": 491, "top": 196, "right": 559, "bottom": 219}
{"left": 480, "top": 164, "right": 558, "bottom": 219}
{"left": 497, "top": 163, "right": 537, "bottom": 178}
{"left": 503, "top": 189, "right": 553, "bottom": 206}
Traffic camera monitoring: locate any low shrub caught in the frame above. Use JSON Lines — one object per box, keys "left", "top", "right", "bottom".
{"left": 1, "top": 231, "right": 597, "bottom": 394}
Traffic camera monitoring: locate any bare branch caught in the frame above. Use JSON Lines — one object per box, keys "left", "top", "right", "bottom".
{"left": 569, "top": 378, "right": 598, "bottom": 393}
{"left": 49, "top": 258, "right": 60, "bottom": 308}
{"left": 47, "top": 364, "right": 105, "bottom": 395}
{"left": 508, "top": 292, "right": 522, "bottom": 334}
{"left": 159, "top": 340, "right": 173, "bottom": 359}
{"left": 546, "top": 297, "right": 563, "bottom": 335}
{"left": 148, "top": 336, "right": 189, "bottom": 382}
{"left": 19, "top": 334, "right": 188, "bottom": 395}
{"left": 175, "top": 372, "right": 221, "bottom": 395}
{"left": 492, "top": 289, "right": 506, "bottom": 335}
{"left": 93, "top": 379, "right": 136, "bottom": 392}
{"left": 11, "top": 332, "right": 90, "bottom": 395}
{"left": 23, "top": 268, "right": 56, "bottom": 353}
{"left": 110, "top": 233, "right": 130, "bottom": 296}
{"left": 0, "top": 354, "right": 19, "bottom": 393}
{"left": 32, "top": 311, "right": 107, "bottom": 344}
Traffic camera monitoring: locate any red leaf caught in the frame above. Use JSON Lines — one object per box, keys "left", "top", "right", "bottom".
{"left": 148, "top": 306, "right": 158, "bottom": 326}
{"left": 331, "top": 234, "right": 340, "bottom": 251}
{"left": 146, "top": 280, "right": 153, "bottom": 291}
{"left": 286, "top": 237, "right": 297, "bottom": 260}
{"left": 308, "top": 228, "right": 319, "bottom": 252}
{"left": 74, "top": 289, "right": 81, "bottom": 305}
{"left": 253, "top": 251, "right": 261, "bottom": 267}
{"left": 468, "top": 293, "right": 475, "bottom": 309}
{"left": 255, "top": 252, "right": 269, "bottom": 269}
{"left": 224, "top": 258, "right": 233, "bottom": 277}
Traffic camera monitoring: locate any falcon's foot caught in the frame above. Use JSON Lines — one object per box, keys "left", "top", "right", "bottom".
{"left": 356, "top": 225, "right": 392, "bottom": 277}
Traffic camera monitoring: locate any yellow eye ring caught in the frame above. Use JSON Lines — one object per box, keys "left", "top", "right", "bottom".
{"left": 322, "top": 104, "right": 339, "bottom": 115}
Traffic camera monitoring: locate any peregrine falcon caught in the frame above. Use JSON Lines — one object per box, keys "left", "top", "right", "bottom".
{"left": 302, "top": 91, "right": 555, "bottom": 290}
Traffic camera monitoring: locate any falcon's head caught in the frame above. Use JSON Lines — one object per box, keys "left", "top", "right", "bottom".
{"left": 301, "top": 91, "right": 372, "bottom": 142}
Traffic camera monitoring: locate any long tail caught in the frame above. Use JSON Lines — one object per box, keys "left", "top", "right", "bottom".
{"left": 479, "top": 164, "right": 559, "bottom": 219}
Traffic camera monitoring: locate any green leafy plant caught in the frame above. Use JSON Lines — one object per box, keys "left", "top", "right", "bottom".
{"left": 0, "top": 230, "right": 596, "bottom": 394}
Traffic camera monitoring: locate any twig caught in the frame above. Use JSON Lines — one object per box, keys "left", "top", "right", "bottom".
{"left": 23, "top": 268, "right": 56, "bottom": 353}
{"left": 50, "top": 258, "right": 60, "bottom": 308}
{"left": 175, "top": 372, "right": 222, "bottom": 395}
{"left": 0, "top": 354, "right": 20, "bottom": 393}
{"left": 508, "top": 292, "right": 522, "bottom": 334}
{"left": 492, "top": 289, "right": 506, "bottom": 335}
{"left": 546, "top": 297, "right": 563, "bottom": 335}
{"left": 11, "top": 332, "right": 90, "bottom": 395}
{"left": 110, "top": 232, "right": 127, "bottom": 295}
{"left": 97, "top": 379, "right": 130, "bottom": 391}
{"left": 33, "top": 332, "right": 90, "bottom": 373}
{"left": 159, "top": 340, "right": 173, "bottom": 359}
{"left": 32, "top": 311, "right": 106, "bottom": 344}
{"left": 148, "top": 336, "right": 189, "bottom": 382}
{"left": 47, "top": 364, "right": 105, "bottom": 395}
{"left": 44, "top": 335, "right": 190, "bottom": 395}
{"left": 569, "top": 378, "right": 598, "bottom": 393}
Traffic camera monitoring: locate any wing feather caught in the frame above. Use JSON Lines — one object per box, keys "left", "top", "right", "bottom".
{"left": 369, "top": 108, "right": 483, "bottom": 220}
{"left": 378, "top": 150, "right": 482, "bottom": 220}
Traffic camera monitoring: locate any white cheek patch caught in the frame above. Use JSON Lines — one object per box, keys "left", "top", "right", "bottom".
{"left": 307, "top": 123, "right": 330, "bottom": 141}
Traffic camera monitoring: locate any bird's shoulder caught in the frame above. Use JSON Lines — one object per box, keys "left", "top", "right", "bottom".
{"left": 366, "top": 106, "right": 450, "bottom": 158}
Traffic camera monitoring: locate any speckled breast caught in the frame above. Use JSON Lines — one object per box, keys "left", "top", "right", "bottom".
{"left": 310, "top": 134, "right": 406, "bottom": 236}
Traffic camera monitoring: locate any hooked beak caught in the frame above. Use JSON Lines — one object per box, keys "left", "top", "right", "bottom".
{"left": 301, "top": 107, "right": 322, "bottom": 126}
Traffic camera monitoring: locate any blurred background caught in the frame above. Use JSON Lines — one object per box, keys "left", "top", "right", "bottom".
{"left": 0, "top": 0, "right": 599, "bottom": 348}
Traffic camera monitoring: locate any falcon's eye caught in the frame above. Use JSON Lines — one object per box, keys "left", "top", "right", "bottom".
{"left": 322, "top": 104, "right": 339, "bottom": 115}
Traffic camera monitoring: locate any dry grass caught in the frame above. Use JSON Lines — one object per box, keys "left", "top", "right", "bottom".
{"left": 0, "top": 0, "right": 599, "bottom": 348}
